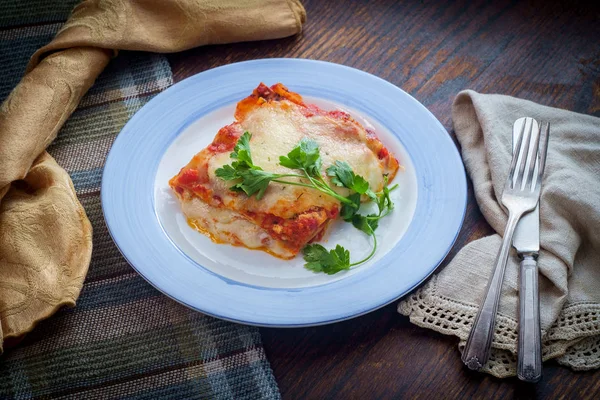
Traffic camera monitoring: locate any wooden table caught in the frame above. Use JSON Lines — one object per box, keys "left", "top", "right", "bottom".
{"left": 169, "top": 0, "right": 600, "bottom": 398}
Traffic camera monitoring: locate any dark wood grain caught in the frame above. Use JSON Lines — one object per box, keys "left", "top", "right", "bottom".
{"left": 168, "top": 0, "right": 600, "bottom": 398}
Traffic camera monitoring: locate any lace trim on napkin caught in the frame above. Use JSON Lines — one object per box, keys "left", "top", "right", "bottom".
{"left": 398, "top": 276, "right": 600, "bottom": 378}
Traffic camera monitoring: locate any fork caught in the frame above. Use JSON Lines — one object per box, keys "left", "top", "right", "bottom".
{"left": 461, "top": 118, "right": 550, "bottom": 371}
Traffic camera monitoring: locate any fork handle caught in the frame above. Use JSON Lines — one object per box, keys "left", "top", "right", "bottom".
{"left": 517, "top": 255, "right": 542, "bottom": 382}
{"left": 462, "top": 211, "right": 522, "bottom": 370}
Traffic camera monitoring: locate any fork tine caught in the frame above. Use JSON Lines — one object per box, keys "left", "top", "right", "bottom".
{"left": 533, "top": 122, "right": 550, "bottom": 193}
{"left": 524, "top": 120, "right": 541, "bottom": 191}
{"left": 514, "top": 118, "right": 533, "bottom": 190}
{"left": 507, "top": 118, "right": 527, "bottom": 187}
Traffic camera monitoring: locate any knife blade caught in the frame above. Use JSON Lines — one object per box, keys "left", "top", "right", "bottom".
{"left": 512, "top": 116, "right": 543, "bottom": 383}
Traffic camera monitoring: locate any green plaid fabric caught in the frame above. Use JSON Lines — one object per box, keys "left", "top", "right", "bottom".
{"left": 0, "top": 2, "right": 280, "bottom": 399}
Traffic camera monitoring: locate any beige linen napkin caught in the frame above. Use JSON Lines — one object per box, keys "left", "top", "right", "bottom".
{"left": 0, "top": 0, "right": 306, "bottom": 353}
{"left": 399, "top": 90, "right": 600, "bottom": 377}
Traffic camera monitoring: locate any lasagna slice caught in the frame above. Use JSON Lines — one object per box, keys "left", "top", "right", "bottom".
{"left": 169, "top": 83, "right": 399, "bottom": 259}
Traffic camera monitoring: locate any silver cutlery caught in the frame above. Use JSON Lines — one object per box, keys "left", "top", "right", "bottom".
{"left": 514, "top": 118, "right": 549, "bottom": 382}
{"left": 462, "top": 117, "right": 550, "bottom": 371}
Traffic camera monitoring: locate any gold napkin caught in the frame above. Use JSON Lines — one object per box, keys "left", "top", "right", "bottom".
{"left": 0, "top": 0, "right": 306, "bottom": 353}
{"left": 399, "top": 90, "right": 600, "bottom": 377}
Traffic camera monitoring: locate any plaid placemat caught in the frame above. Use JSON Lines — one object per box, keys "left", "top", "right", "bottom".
{"left": 0, "top": 2, "right": 280, "bottom": 399}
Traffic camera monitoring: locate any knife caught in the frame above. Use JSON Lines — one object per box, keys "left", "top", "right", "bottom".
{"left": 512, "top": 117, "right": 542, "bottom": 382}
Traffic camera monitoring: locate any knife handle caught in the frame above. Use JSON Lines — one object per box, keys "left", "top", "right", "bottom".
{"left": 517, "top": 255, "right": 542, "bottom": 382}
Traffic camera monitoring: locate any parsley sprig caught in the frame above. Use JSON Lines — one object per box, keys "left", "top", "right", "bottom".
{"left": 302, "top": 174, "right": 397, "bottom": 274}
{"left": 215, "top": 131, "right": 397, "bottom": 274}
{"left": 216, "top": 132, "right": 352, "bottom": 204}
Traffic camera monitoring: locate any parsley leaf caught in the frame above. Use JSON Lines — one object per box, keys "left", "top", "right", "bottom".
{"left": 230, "top": 131, "right": 254, "bottom": 167}
{"left": 215, "top": 164, "right": 240, "bottom": 181}
{"left": 347, "top": 178, "right": 397, "bottom": 236}
{"left": 340, "top": 192, "right": 361, "bottom": 221}
{"left": 279, "top": 138, "right": 322, "bottom": 178}
{"left": 216, "top": 131, "right": 260, "bottom": 181}
{"left": 351, "top": 214, "right": 376, "bottom": 235}
{"left": 303, "top": 244, "right": 351, "bottom": 275}
{"left": 230, "top": 169, "right": 277, "bottom": 200}
{"left": 327, "top": 160, "right": 354, "bottom": 187}
{"left": 352, "top": 174, "right": 371, "bottom": 196}
{"left": 326, "top": 161, "right": 376, "bottom": 199}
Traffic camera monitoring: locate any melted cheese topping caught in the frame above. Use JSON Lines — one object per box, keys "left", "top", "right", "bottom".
{"left": 207, "top": 103, "right": 386, "bottom": 219}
